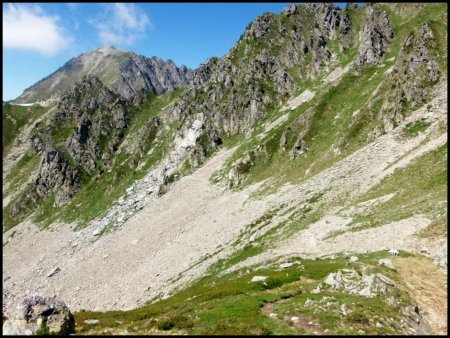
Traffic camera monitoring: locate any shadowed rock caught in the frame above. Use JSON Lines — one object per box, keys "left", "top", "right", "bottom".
{"left": 2, "top": 295, "right": 75, "bottom": 336}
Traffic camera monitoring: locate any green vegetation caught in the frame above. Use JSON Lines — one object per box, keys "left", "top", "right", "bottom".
{"left": 403, "top": 118, "right": 431, "bottom": 136}
{"left": 348, "top": 144, "right": 447, "bottom": 232}
{"left": 216, "top": 61, "right": 390, "bottom": 194}
{"left": 2, "top": 103, "right": 48, "bottom": 154}
{"left": 36, "top": 321, "right": 50, "bottom": 336}
{"left": 3, "top": 151, "right": 40, "bottom": 196}
{"left": 74, "top": 253, "right": 416, "bottom": 335}
{"left": 381, "top": 3, "right": 448, "bottom": 73}
{"left": 212, "top": 4, "right": 447, "bottom": 204}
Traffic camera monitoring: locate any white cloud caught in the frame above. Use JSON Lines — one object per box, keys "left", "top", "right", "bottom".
{"left": 92, "top": 3, "right": 151, "bottom": 46}
{"left": 3, "top": 4, "right": 71, "bottom": 56}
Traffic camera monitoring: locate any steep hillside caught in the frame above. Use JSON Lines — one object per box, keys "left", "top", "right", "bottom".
{"left": 2, "top": 2, "right": 447, "bottom": 336}
{"left": 3, "top": 75, "right": 184, "bottom": 231}
{"left": 2, "top": 103, "right": 48, "bottom": 155}
{"left": 13, "top": 46, "right": 192, "bottom": 103}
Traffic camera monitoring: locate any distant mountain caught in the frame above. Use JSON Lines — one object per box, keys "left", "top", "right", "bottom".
{"left": 14, "top": 46, "right": 193, "bottom": 103}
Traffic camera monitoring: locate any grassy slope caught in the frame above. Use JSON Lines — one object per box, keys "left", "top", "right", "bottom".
{"left": 73, "top": 5, "right": 445, "bottom": 333}
{"left": 207, "top": 3, "right": 448, "bottom": 263}
{"left": 4, "top": 3, "right": 447, "bottom": 332}
{"left": 74, "top": 251, "right": 419, "bottom": 335}
{"left": 349, "top": 144, "right": 447, "bottom": 236}
{"left": 2, "top": 103, "right": 48, "bottom": 155}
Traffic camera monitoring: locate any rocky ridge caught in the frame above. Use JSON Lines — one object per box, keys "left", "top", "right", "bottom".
{"left": 8, "top": 76, "right": 134, "bottom": 222}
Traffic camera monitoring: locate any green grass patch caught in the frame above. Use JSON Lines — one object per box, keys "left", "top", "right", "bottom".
{"left": 73, "top": 254, "right": 416, "bottom": 335}
{"left": 403, "top": 118, "right": 431, "bottom": 136}
{"left": 3, "top": 103, "right": 48, "bottom": 155}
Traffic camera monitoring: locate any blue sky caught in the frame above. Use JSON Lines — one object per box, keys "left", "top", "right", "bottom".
{"left": 3, "top": 3, "right": 350, "bottom": 101}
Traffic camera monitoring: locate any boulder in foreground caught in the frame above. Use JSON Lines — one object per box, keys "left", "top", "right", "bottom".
{"left": 2, "top": 294, "right": 75, "bottom": 335}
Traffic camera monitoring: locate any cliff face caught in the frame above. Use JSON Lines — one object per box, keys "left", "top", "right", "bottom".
{"left": 14, "top": 46, "right": 193, "bottom": 103}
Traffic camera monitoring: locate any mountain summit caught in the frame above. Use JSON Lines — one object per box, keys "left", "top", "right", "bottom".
{"left": 14, "top": 46, "right": 193, "bottom": 103}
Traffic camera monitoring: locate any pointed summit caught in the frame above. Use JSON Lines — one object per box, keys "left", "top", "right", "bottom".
{"left": 14, "top": 48, "right": 193, "bottom": 103}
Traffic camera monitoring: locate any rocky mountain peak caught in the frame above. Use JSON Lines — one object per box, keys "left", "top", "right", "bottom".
{"left": 96, "top": 45, "right": 118, "bottom": 52}
{"left": 14, "top": 48, "right": 193, "bottom": 104}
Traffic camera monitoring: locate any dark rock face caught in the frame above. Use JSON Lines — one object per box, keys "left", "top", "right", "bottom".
{"left": 280, "top": 127, "right": 291, "bottom": 151}
{"left": 52, "top": 75, "right": 129, "bottom": 177}
{"left": 117, "top": 53, "right": 193, "bottom": 97}
{"left": 29, "top": 135, "right": 45, "bottom": 154}
{"left": 34, "top": 146, "right": 82, "bottom": 206}
{"left": 306, "top": 3, "right": 342, "bottom": 38}
{"left": 2, "top": 295, "right": 75, "bottom": 335}
{"left": 309, "top": 27, "right": 333, "bottom": 79}
{"left": 290, "top": 136, "right": 306, "bottom": 160}
{"left": 354, "top": 6, "right": 394, "bottom": 69}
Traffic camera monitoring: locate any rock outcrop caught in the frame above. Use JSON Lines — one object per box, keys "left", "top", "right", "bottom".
{"left": 2, "top": 295, "right": 75, "bottom": 335}
{"left": 54, "top": 75, "right": 129, "bottom": 176}
{"left": 9, "top": 75, "right": 130, "bottom": 221}
{"left": 170, "top": 3, "right": 353, "bottom": 162}
{"left": 323, "top": 269, "right": 396, "bottom": 297}
{"left": 34, "top": 146, "right": 82, "bottom": 205}
{"left": 354, "top": 6, "right": 394, "bottom": 69}
{"left": 380, "top": 22, "right": 441, "bottom": 132}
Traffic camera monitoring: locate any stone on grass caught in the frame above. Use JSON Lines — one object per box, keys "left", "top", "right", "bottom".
{"left": 379, "top": 259, "right": 396, "bottom": 270}
{"left": 349, "top": 256, "right": 359, "bottom": 263}
{"left": 279, "top": 262, "right": 294, "bottom": 269}
{"left": 250, "top": 276, "right": 267, "bottom": 282}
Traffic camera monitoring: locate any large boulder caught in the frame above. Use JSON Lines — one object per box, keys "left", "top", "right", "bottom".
{"left": 2, "top": 295, "right": 75, "bottom": 336}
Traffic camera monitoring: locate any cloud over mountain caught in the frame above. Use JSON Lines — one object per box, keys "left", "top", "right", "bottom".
{"left": 3, "top": 4, "right": 71, "bottom": 56}
{"left": 91, "top": 3, "right": 151, "bottom": 46}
